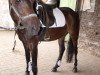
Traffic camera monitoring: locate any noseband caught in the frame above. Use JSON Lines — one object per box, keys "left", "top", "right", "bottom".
{"left": 9, "top": 2, "right": 37, "bottom": 30}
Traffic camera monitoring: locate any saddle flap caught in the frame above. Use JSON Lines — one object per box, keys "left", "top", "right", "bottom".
{"left": 42, "top": 8, "right": 66, "bottom": 28}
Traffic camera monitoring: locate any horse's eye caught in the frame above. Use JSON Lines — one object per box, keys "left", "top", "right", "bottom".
{"left": 16, "top": 0, "right": 21, "bottom": 2}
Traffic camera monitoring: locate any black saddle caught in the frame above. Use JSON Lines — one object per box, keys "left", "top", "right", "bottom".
{"left": 36, "top": 1, "right": 57, "bottom": 27}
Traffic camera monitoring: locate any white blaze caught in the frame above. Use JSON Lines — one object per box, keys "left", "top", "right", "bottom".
{"left": 57, "top": 60, "right": 61, "bottom": 66}
{"left": 28, "top": 61, "right": 32, "bottom": 71}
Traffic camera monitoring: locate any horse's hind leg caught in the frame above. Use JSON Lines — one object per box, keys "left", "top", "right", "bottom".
{"left": 23, "top": 43, "right": 30, "bottom": 75}
{"left": 68, "top": 35, "right": 78, "bottom": 73}
{"left": 52, "top": 36, "right": 65, "bottom": 72}
{"left": 72, "top": 38, "right": 78, "bottom": 73}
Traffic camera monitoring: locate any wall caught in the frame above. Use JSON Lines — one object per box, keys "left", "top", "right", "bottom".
{"left": 60, "top": 0, "right": 76, "bottom": 11}
{"left": 78, "top": 0, "right": 100, "bottom": 57}
{"left": 0, "top": 1, "right": 14, "bottom": 29}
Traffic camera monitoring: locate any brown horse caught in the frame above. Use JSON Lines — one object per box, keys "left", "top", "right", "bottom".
{"left": 9, "top": 0, "right": 80, "bottom": 75}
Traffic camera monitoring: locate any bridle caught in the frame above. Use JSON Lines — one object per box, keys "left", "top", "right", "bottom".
{"left": 9, "top": 1, "right": 39, "bottom": 51}
{"left": 9, "top": 1, "right": 37, "bottom": 30}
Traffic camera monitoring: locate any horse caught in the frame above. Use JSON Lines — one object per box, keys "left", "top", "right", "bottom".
{"left": 9, "top": 0, "right": 80, "bottom": 75}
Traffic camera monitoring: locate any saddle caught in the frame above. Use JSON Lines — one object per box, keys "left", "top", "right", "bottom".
{"left": 36, "top": 1, "right": 57, "bottom": 27}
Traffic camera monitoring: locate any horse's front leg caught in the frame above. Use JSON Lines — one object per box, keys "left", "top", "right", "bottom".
{"left": 31, "top": 44, "right": 38, "bottom": 75}
{"left": 23, "top": 43, "right": 30, "bottom": 75}
{"left": 52, "top": 36, "right": 65, "bottom": 72}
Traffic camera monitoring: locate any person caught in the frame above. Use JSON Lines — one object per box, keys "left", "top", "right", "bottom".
{"left": 43, "top": 0, "right": 60, "bottom": 7}
{"left": 56, "top": 0, "right": 60, "bottom": 7}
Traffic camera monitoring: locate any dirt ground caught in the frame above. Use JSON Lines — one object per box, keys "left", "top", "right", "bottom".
{"left": 0, "top": 31, "right": 100, "bottom": 75}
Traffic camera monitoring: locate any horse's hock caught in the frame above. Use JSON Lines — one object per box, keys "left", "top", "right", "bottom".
{"left": 79, "top": 0, "right": 100, "bottom": 57}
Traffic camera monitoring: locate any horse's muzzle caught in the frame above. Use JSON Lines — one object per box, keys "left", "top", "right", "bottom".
{"left": 25, "top": 25, "right": 40, "bottom": 40}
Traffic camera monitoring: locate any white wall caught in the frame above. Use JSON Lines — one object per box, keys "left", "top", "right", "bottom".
{"left": 0, "top": 0, "right": 14, "bottom": 29}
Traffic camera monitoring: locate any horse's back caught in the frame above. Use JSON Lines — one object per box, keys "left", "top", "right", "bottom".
{"left": 60, "top": 7, "right": 80, "bottom": 32}
{"left": 59, "top": 7, "right": 78, "bottom": 21}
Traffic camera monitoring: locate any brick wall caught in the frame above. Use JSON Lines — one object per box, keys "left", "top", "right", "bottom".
{"left": 78, "top": 0, "right": 100, "bottom": 57}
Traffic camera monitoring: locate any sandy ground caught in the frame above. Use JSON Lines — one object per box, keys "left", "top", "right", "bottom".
{"left": 0, "top": 31, "right": 100, "bottom": 75}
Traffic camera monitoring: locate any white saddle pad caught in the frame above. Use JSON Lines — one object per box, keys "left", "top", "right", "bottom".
{"left": 41, "top": 8, "right": 65, "bottom": 28}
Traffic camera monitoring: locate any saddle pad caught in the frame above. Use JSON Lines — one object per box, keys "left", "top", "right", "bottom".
{"left": 41, "top": 8, "right": 65, "bottom": 28}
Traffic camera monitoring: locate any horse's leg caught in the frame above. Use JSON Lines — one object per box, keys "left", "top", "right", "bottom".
{"left": 31, "top": 44, "right": 38, "bottom": 75}
{"left": 72, "top": 38, "right": 78, "bottom": 73}
{"left": 52, "top": 36, "right": 65, "bottom": 72}
{"left": 67, "top": 34, "right": 78, "bottom": 72}
{"left": 23, "top": 43, "right": 30, "bottom": 75}
{"left": 72, "top": 12, "right": 79, "bottom": 73}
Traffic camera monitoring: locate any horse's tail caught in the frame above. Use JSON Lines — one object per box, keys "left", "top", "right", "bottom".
{"left": 67, "top": 35, "right": 75, "bottom": 63}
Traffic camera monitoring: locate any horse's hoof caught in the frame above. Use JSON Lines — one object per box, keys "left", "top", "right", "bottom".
{"left": 52, "top": 68, "right": 57, "bottom": 72}
{"left": 73, "top": 68, "right": 78, "bottom": 73}
{"left": 25, "top": 71, "right": 30, "bottom": 75}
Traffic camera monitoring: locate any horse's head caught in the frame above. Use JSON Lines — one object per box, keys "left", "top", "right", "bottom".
{"left": 9, "top": 0, "right": 40, "bottom": 40}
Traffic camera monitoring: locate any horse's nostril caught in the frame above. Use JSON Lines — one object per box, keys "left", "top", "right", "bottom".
{"left": 20, "top": 24, "right": 23, "bottom": 26}
{"left": 32, "top": 27, "right": 34, "bottom": 30}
